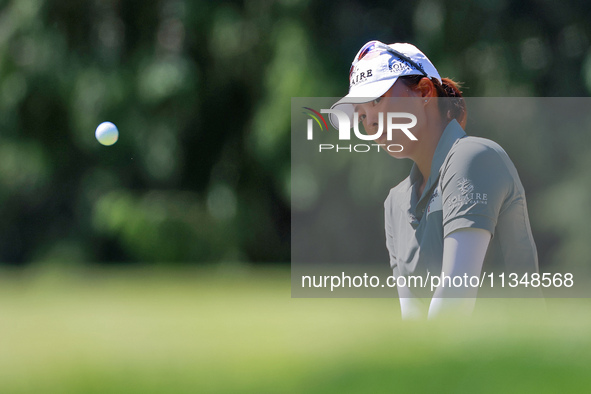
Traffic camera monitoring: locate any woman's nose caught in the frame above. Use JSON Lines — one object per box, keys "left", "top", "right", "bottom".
{"left": 364, "top": 111, "right": 381, "bottom": 132}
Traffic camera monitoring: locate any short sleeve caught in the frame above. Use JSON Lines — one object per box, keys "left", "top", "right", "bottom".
{"left": 441, "top": 139, "right": 514, "bottom": 238}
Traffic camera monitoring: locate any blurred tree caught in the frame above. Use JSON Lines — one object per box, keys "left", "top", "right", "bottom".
{"left": 0, "top": 0, "right": 590, "bottom": 269}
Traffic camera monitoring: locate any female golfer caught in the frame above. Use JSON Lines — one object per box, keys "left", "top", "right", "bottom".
{"left": 330, "top": 41, "right": 540, "bottom": 319}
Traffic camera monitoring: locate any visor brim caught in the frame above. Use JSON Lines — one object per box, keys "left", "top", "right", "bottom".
{"left": 329, "top": 77, "right": 398, "bottom": 129}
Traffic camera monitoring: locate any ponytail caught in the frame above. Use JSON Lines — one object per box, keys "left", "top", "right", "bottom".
{"left": 438, "top": 77, "right": 466, "bottom": 129}
{"left": 399, "top": 76, "right": 467, "bottom": 128}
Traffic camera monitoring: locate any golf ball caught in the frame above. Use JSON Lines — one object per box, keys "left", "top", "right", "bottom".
{"left": 95, "top": 122, "right": 119, "bottom": 146}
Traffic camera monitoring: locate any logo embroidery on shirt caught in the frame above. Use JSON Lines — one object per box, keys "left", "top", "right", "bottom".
{"left": 426, "top": 186, "right": 442, "bottom": 217}
{"left": 457, "top": 177, "right": 474, "bottom": 195}
{"left": 447, "top": 178, "right": 488, "bottom": 210}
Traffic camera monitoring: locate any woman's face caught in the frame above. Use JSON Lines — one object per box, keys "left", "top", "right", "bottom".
{"left": 354, "top": 78, "right": 432, "bottom": 159}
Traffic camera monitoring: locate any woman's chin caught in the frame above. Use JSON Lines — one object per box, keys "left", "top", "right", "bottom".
{"left": 381, "top": 141, "right": 410, "bottom": 158}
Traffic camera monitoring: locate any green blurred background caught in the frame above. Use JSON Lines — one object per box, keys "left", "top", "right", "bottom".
{"left": 1, "top": 0, "right": 591, "bottom": 392}
{"left": 1, "top": 0, "right": 591, "bottom": 267}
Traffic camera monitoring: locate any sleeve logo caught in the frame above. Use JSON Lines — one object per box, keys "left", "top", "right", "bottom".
{"left": 447, "top": 177, "right": 488, "bottom": 210}
{"left": 458, "top": 177, "right": 474, "bottom": 195}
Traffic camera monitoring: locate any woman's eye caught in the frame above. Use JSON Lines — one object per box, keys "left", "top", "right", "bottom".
{"left": 359, "top": 114, "right": 366, "bottom": 122}
{"left": 373, "top": 97, "right": 381, "bottom": 105}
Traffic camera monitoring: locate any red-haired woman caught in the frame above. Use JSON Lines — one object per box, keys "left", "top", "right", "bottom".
{"left": 330, "top": 41, "right": 540, "bottom": 318}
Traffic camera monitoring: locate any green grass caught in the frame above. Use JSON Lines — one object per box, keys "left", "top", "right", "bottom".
{"left": 0, "top": 265, "right": 590, "bottom": 393}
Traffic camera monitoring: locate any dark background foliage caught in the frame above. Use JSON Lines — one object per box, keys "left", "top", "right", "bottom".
{"left": 1, "top": 0, "right": 590, "bottom": 268}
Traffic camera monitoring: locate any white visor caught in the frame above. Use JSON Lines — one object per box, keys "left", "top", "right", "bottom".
{"left": 330, "top": 41, "right": 441, "bottom": 129}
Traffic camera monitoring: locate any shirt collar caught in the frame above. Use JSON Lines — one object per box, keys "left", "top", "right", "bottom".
{"left": 412, "top": 119, "right": 466, "bottom": 202}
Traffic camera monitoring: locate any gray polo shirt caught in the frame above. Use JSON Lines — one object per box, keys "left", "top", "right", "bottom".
{"left": 384, "top": 119, "right": 539, "bottom": 281}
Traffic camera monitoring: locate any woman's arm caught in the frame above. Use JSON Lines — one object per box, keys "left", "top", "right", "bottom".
{"left": 394, "top": 266, "right": 427, "bottom": 319}
{"left": 428, "top": 228, "right": 491, "bottom": 319}
{"left": 398, "top": 281, "right": 427, "bottom": 320}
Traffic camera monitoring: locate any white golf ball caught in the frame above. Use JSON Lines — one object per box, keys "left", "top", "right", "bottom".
{"left": 95, "top": 122, "right": 119, "bottom": 146}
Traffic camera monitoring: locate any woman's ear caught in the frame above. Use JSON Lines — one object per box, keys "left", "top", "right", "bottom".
{"left": 416, "top": 77, "right": 437, "bottom": 98}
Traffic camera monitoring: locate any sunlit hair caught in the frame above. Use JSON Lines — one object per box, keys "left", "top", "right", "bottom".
{"left": 399, "top": 75, "right": 467, "bottom": 129}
